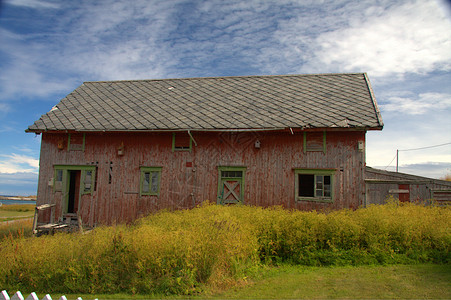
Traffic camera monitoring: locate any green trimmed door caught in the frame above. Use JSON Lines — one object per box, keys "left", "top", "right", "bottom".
{"left": 217, "top": 167, "right": 246, "bottom": 205}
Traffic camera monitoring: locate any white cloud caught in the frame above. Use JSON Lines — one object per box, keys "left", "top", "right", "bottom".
{"left": 366, "top": 106, "right": 451, "bottom": 175}
{"left": 5, "top": 0, "right": 59, "bottom": 9}
{"left": 312, "top": 0, "right": 451, "bottom": 77}
{"left": 0, "top": 124, "right": 15, "bottom": 133}
{"left": 0, "top": 153, "right": 39, "bottom": 173}
{"left": 0, "top": 28, "right": 76, "bottom": 101}
{"left": 2, "top": 0, "right": 450, "bottom": 101}
{"left": 260, "top": 0, "right": 451, "bottom": 78}
{"left": 0, "top": 102, "right": 10, "bottom": 114}
{"left": 381, "top": 92, "right": 451, "bottom": 115}
{"left": 11, "top": 146, "right": 34, "bottom": 153}
{"left": 0, "top": 172, "right": 38, "bottom": 196}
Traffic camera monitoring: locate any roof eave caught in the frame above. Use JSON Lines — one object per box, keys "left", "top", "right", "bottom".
{"left": 25, "top": 125, "right": 384, "bottom": 134}
{"left": 363, "top": 73, "right": 384, "bottom": 128}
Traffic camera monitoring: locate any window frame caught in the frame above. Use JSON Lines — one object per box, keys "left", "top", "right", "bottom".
{"left": 172, "top": 132, "right": 192, "bottom": 152}
{"left": 140, "top": 167, "right": 162, "bottom": 196}
{"left": 67, "top": 133, "right": 86, "bottom": 152}
{"left": 295, "top": 169, "right": 335, "bottom": 203}
{"left": 303, "top": 131, "right": 326, "bottom": 154}
{"left": 53, "top": 165, "right": 96, "bottom": 195}
{"left": 217, "top": 166, "right": 246, "bottom": 205}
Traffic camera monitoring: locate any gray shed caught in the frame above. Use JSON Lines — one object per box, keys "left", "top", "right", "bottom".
{"left": 365, "top": 167, "right": 451, "bottom": 206}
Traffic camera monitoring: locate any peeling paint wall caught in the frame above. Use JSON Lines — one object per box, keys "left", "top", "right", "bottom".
{"left": 36, "top": 130, "right": 366, "bottom": 226}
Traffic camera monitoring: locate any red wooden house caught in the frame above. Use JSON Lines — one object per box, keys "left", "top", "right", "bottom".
{"left": 27, "top": 73, "right": 383, "bottom": 227}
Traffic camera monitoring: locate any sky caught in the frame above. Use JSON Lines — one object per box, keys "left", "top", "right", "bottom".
{"left": 0, "top": 0, "right": 450, "bottom": 195}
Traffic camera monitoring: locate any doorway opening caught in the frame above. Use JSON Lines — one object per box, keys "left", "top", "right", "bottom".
{"left": 67, "top": 170, "right": 81, "bottom": 214}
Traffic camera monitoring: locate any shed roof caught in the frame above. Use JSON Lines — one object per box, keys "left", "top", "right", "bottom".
{"left": 26, "top": 73, "right": 383, "bottom": 133}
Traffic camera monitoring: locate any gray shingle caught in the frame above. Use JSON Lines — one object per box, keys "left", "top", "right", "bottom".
{"left": 26, "top": 73, "right": 383, "bottom": 133}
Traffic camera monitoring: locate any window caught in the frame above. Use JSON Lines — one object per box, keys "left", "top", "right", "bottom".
{"left": 83, "top": 170, "right": 93, "bottom": 194}
{"left": 303, "top": 131, "right": 326, "bottom": 154}
{"left": 217, "top": 166, "right": 246, "bottom": 205}
{"left": 140, "top": 167, "right": 162, "bottom": 196}
{"left": 68, "top": 133, "right": 86, "bottom": 151}
{"left": 54, "top": 169, "right": 63, "bottom": 191}
{"left": 172, "top": 132, "right": 192, "bottom": 152}
{"left": 295, "top": 169, "right": 334, "bottom": 202}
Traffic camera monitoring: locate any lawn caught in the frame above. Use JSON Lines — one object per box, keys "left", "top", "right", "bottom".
{"left": 11, "top": 264, "right": 450, "bottom": 300}
{"left": 214, "top": 264, "right": 451, "bottom": 299}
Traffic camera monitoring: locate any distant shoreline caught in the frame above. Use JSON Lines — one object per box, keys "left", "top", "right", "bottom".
{"left": 0, "top": 195, "right": 37, "bottom": 201}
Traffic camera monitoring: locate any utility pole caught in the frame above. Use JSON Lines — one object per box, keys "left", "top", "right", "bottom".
{"left": 396, "top": 149, "right": 399, "bottom": 172}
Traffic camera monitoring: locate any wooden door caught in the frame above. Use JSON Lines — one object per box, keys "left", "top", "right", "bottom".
{"left": 398, "top": 184, "right": 410, "bottom": 202}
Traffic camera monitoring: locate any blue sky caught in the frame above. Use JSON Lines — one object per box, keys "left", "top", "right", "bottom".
{"left": 0, "top": 0, "right": 450, "bottom": 195}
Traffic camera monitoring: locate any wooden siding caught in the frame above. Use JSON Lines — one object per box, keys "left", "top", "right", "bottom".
{"left": 432, "top": 190, "right": 451, "bottom": 206}
{"left": 36, "top": 130, "right": 366, "bottom": 226}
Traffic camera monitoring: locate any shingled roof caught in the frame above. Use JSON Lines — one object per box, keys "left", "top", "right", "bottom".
{"left": 26, "top": 73, "right": 383, "bottom": 133}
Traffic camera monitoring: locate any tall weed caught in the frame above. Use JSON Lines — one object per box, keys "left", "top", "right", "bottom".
{"left": 0, "top": 202, "right": 449, "bottom": 295}
{"left": 0, "top": 218, "right": 33, "bottom": 239}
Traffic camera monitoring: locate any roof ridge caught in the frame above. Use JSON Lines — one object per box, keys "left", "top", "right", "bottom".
{"left": 83, "top": 72, "right": 366, "bottom": 84}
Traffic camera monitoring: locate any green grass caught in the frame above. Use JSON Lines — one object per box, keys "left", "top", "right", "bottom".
{"left": 9, "top": 264, "right": 450, "bottom": 299}
{"left": 215, "top": 264, "right": 451, "bottom": 299}
{"left": 0, "top": 204, "right": 35, "bottom": 212}
{"left": 0, "top": 204, "right": 35, "bottom": 222}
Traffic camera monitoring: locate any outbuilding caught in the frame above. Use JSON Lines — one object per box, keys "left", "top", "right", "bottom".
{"left": 365, "top": 167, "right": 451, "bottom": 206}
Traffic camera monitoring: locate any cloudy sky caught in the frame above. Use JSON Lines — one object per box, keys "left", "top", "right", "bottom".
{"left": 0, "top": 0, "right": 450, "bottom": 195}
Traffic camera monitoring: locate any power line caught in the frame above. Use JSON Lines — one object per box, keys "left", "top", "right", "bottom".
{"left": 396, "top": 141, "right": 451, "bottom": 172}
{"left": 399, "top": 142, "right": 451, "bottom": 152}
{"left": 384, "top": 153, "right": 398, "bottom": 170}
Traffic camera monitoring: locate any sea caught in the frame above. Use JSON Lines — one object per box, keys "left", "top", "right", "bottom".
{"left": 0, "top": 195, "right": 36, "bottom": 205}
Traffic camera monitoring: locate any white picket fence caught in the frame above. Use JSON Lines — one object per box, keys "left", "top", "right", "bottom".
{"left": 1, "top": 290, "right": 96, "bottom": 300}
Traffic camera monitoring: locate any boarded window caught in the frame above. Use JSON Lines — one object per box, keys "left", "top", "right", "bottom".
{"left": 172, "top": 132, "right": 192, "bottom": 152}
{"left": 303, "top": 131, "right": 326, "bottom": 153}
{"left": 295, "top": 169, "right": 334, "bottom": 202}
{"left": 68, "top": 133, "right": 85, "bottom": 151}
{"left": 140, "top": 167, "right": 162, "bottom": 196}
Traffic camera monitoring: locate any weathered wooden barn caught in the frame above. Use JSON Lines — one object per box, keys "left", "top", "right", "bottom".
{"left": 365, "top": 167, "right": 451, "bottom": 206}
{"left": 27, "top": 73, "right": 384, "bottom": 227}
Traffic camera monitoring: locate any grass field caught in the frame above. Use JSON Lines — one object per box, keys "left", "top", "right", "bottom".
{"left": 0, "top": 204, "right": 35, "bottom": 221}
{"left": 0, "top": 204, "right": 34, "bottom": 238}
{"left": 215, "top": 264, "right": 451, "bottom": 299}
{"left": 7, "top": 264, "right": 449, "bottom": 299}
